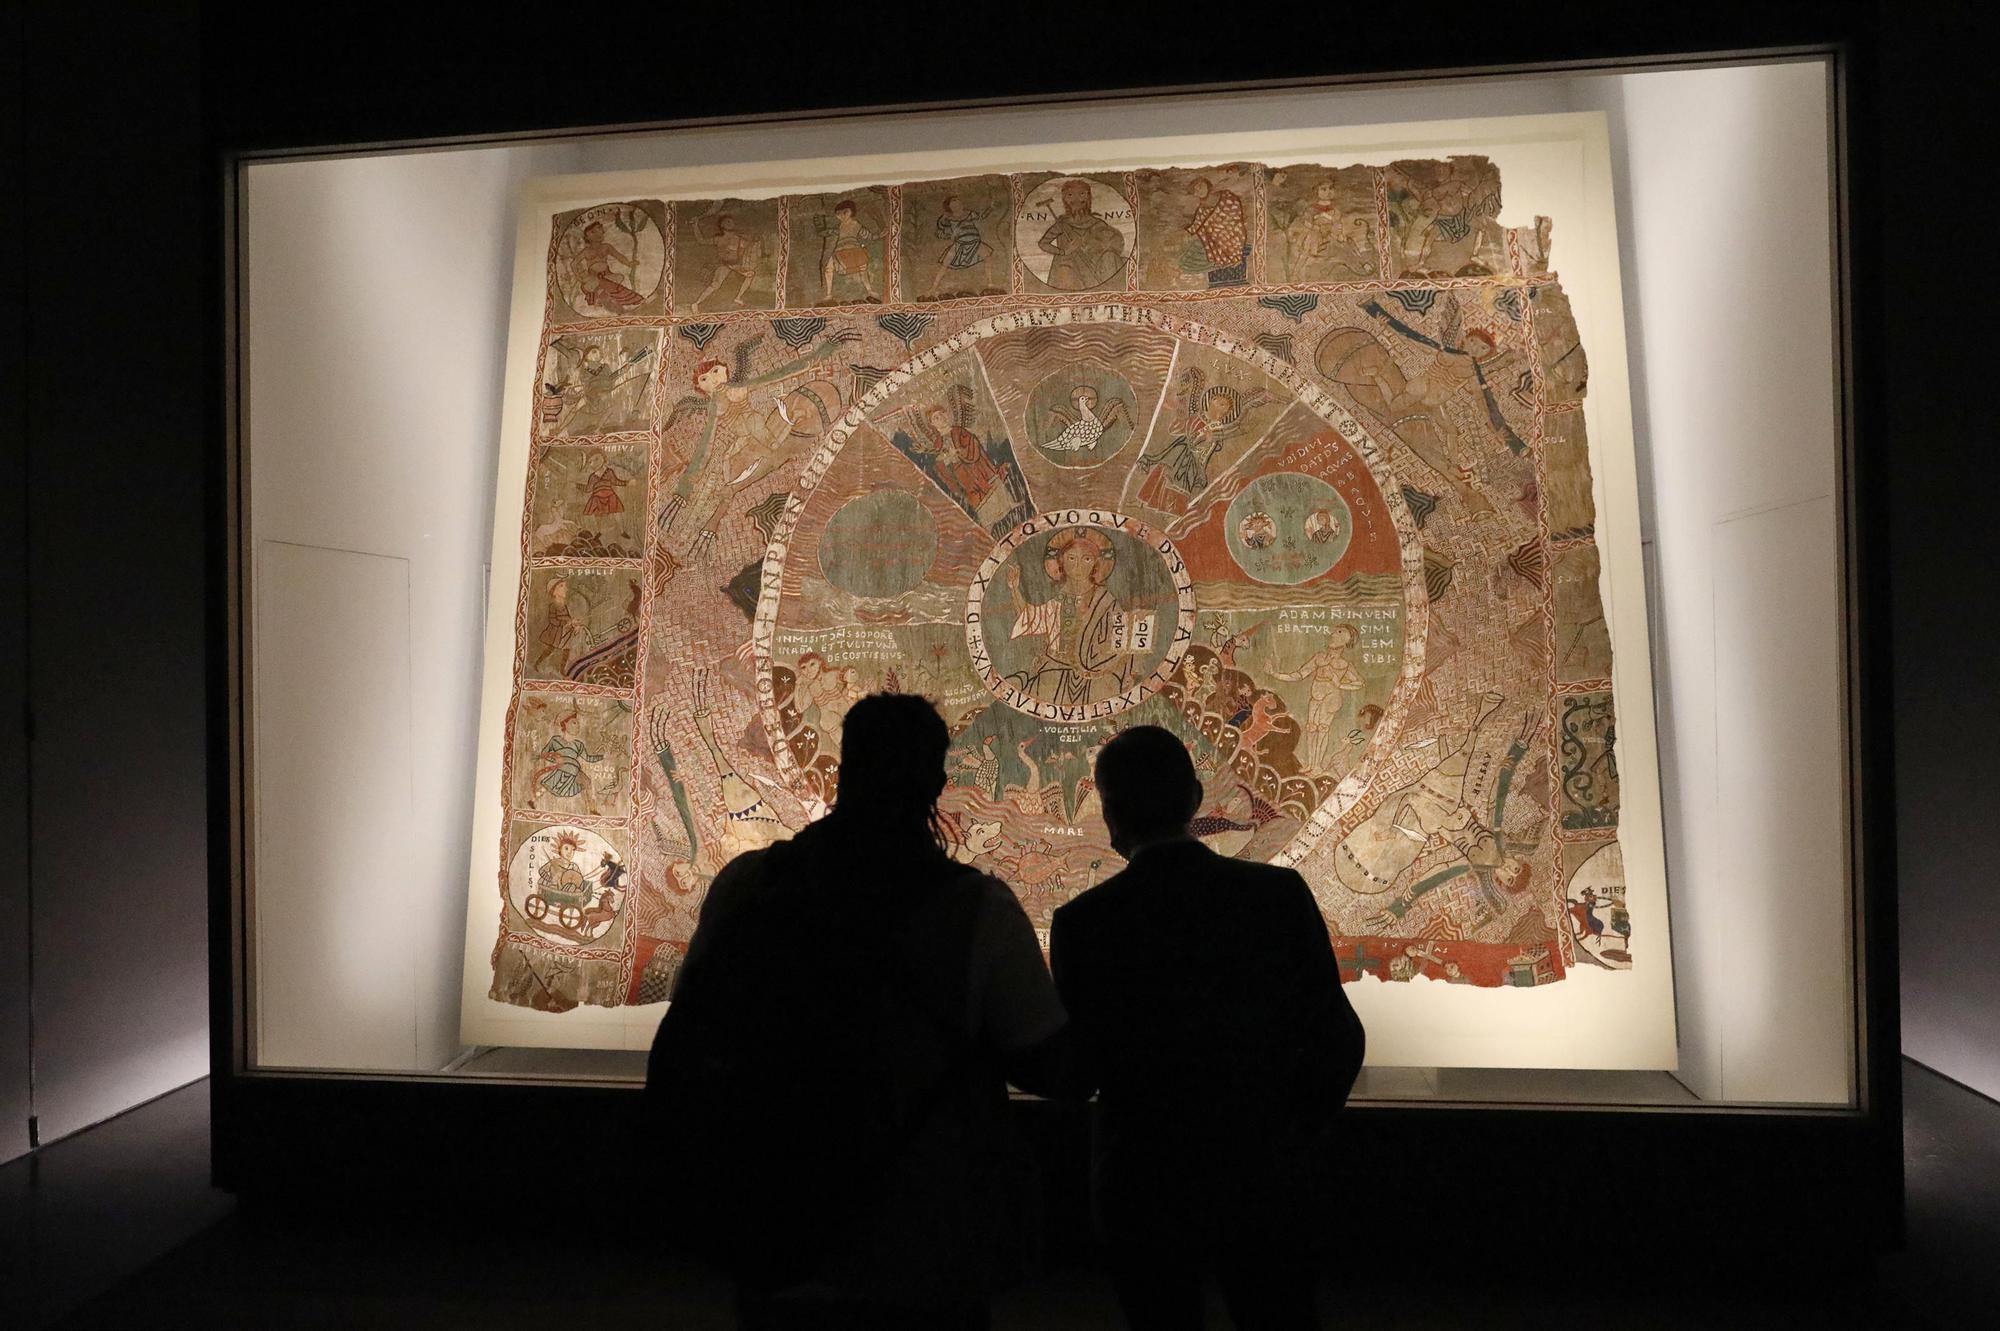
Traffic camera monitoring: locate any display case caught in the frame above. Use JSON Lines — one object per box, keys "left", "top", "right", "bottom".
{"left": 213, "top": 32, "right": 1898, "bottom": 1256}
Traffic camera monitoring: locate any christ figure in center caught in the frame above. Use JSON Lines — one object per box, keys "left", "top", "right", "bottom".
{"left": 1004, "top": 527, "right": 1136, "bottom": 708}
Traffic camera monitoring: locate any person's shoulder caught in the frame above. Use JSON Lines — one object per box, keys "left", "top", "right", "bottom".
{"left": 964, "top": 867, "right": 1023, "bottom": 913}
{"left": 1140, "top": 844, "right": 1311, "bottom": 906}
{"left": 916, "top": 862, "right": 1020, "bottom": 940}
{"left": 1052, "top": 865, "right": 1133, "bottom": 931}
{"left": 686, "top": 843, "right": 788, "bottom": 936}
{"left": 700, "top": 843, "right": 775, "bottom": 908}
{"left": 1220, "top": 855, "right": 1317, "bottom": 903}
{"left": 713, "top": 842, "right": 778, "bottom": 885}
{"left": 1223, "top": 854, "right": 1309, "bottom": 889}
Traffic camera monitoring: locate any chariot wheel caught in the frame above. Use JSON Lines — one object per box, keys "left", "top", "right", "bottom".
{"left": 524, "top": 894, "right": 548, "bottom": 921}
{"left": 558, "top": 903, "right": 583, "bottom": 930}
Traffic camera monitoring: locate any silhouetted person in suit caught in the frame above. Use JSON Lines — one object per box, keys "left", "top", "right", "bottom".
{"left": 1050, "top": 725, "right": 1365, "bottom": 1331}
{"left": 646, "top": 693, "right": 1080, "bottom": 1331}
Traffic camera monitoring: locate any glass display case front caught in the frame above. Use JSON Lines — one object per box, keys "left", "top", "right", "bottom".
{"left": 236, "top": 56, "right": 1858, "bottom": 1109}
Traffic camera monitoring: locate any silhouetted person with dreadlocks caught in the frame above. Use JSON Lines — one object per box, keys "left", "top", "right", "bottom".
{"left": 646, "top": 693, "right": 1082, "bottom": 1330}
{"left": 1050, "top": 725, "right": 1365, "bottom": 1331}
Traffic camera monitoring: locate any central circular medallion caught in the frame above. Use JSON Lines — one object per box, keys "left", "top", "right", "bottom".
{"left": 965, "top": 509, "right": 1195, "bottom": 722}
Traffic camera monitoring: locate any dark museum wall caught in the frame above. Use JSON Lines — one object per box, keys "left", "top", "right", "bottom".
{"left": 1878, "top": 18, "right": 1996, "bottom": 1101}
{"left": 6, "top": 8, "right": 212, "bottom": 1162}
{"left": 0, "top": 2, "right": 1990, "bottom": 1166}
{"left": 3, "top": 12, "right": 32, "bottom": 1164}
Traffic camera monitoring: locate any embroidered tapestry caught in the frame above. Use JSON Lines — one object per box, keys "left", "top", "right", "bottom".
{"left": 469, "top": 154, "right": 1649, "bottom": 1031}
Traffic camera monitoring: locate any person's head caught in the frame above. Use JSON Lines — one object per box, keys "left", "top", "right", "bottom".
{"left": 1496, "top": 856, "right": 1532, "bottom": 894}
{"left": 1202, "top": 387, "right": 1239, "bottom": 424}
{"left": 583, "top": 221, "right": 606, "bottom": 241}
{"left": 941, "top": 194, "right": 964, "bottom": 217}
{"left": 1043, "top": 527, "right": 1115, "bottom": 588}
{"left": 1312, "top": 179, "right": 1337, "bottom": 203}
{"left": 834, "top": 693, "right": 950, "bottom": 834}
{"left": 1188, "top": 176, "right": 1212, "bottom": 199}
{"left": 1331, "top": 623, "right": 1359, "bottom": 650}
{"left": 1060, "top": 180, "right": 1092, "bottom": 215}
{"left": 582, "top": 345, "right": 604, "bottom": 366}
{"left": 693, "top": 359, "right": 728, "bottom": 393}
{"left": 925, "top": 403, "right": 951, "bottom": 429}
{"left": 716, "top": 213, "right": 737, "bottom": 233}
{"left": 1094, "top": 726, "right": 1202, "bottom": 858}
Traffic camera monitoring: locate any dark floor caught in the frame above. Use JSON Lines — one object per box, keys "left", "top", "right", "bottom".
{"left": 7, "top": 1061, "right": 1997, "bottom": 1329}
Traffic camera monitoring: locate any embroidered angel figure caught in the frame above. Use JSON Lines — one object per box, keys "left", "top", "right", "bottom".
{"left": 657, "top": 328, "right": 858, "bottom": 556}
{"left": 890, "top": 383, "right": 1011, "bottom": 518}
{"left": 1135, "top": 366, "right": 1271, "bottom": 514}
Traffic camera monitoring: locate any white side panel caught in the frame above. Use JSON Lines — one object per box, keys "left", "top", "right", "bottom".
{"left": 1572, "top": 61, "right": 1848, "bottom": 1103}
{"left": 246, "top": 143, "right": 581, "bottom": 1070}
{"left": 1713, "top": 498, "right": 1850, "bottom": 1104}
{"left": 252, "top": 541, "right": 416, "bottom": 1070}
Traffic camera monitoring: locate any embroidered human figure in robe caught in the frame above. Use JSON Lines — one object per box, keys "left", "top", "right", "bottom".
{"left": 568, "top": 219, "right": 644, "bottom": 312}
{"left": 579, "top": 450, "right": 632, "bottom": 516}
{"left": 537, "top": 832, "right": 588, "bottom": 898}
{"left": 925, "top": 194, "right": 998, "bottom": 297}
{"left": 1182, "top": 176, "right": 1248, "bottom": 284}
{"left": 1283, "top": 178, "right": 1374, "bottom": 280}
{"left": 533, "top": 577, "right": 589, "bottom": 672}
{"left": 1408, "top": 169, "right": 1503, "bottom": 277}
{"left": 1567, "top": 887, "right": 1610, "bottom": 947}
{"left": 1004, "top": 527, "right": 1137, "bottom": 708}
{"left": 1037, "top": 179, "right": 1126, "bottom": 291}
{"left": 531, "top": 709, "right": 602, "bottom": 802}
{"left": 794, "top": 653, "right": 861, "bottom": 746}
{"left": 544, "top": 340, "right": 652, "bottom": 435}
{"left": 815, "top": 199, "right": 881, "bottom": 302}
{"left": 690, "top": 213, "right": 765, "bottom": 310}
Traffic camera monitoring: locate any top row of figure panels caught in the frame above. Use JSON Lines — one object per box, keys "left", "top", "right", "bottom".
{"left": 549, "top": 157, "right": 1551, "bottom": 321}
